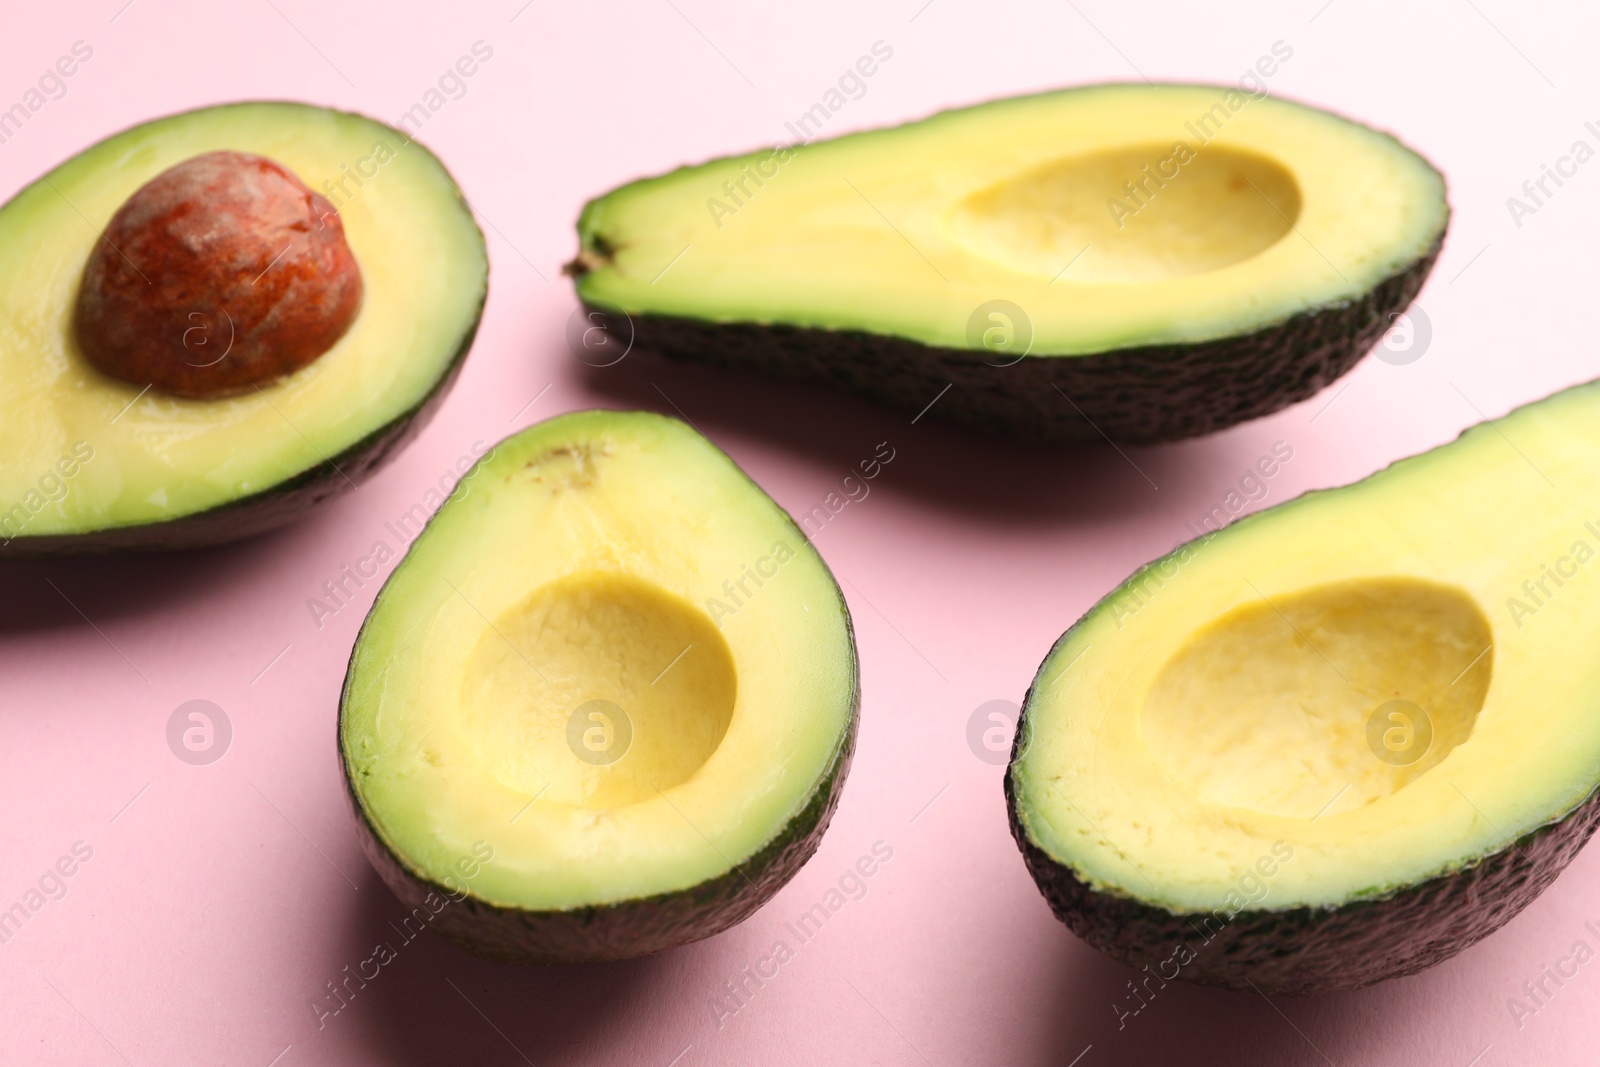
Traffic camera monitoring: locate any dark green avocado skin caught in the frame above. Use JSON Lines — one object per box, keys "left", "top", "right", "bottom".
{"left": 343, "top": 685, "right": 857, "bottom": 965}
{"left": 1006, "top": 745, "right": 1600, "bottom": 996}
{"left": 1, "top": 304, "right": 481, "bottom": 558}
{"left": 578, "top": 235, "right": 1441, "bottom": 445}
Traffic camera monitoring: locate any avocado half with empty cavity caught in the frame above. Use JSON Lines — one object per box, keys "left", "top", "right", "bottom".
{"left": 1008, "top": 377, "right": 1600, "bottom": 995}
{"left": 340, "top": 410, "right": 859, "bottom": 963}
{"left": 569, "top": 83, "right": 1447, "bottom": 443}
{"left": 0, "top": 101, "right": 487, "bottom": 554}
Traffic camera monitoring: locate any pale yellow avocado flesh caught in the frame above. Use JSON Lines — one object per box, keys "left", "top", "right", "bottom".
{"left": 0, "top": 102, "right": 486, "bottom": 535}
{"left": 1013, "top": 380, "right": 1600, "bottom": 911}
{"left": 341, "top": 412, "right": 857, "bottom": 911}
{"left": 577, "top": 83, "right": 1446, "bottom": 354}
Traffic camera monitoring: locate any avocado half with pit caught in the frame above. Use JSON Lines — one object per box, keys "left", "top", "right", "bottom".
{"left": 1008, "top": 378, "right": 1600, "bottom": 995}
{"left": 0, "top": 102, "right": 486, "bottom": 554}
{"left": 340, "top": 410, "right": 858, "bottom": 963}
{"left": 570, "top": 83, "right": 1447, "bottom": 443}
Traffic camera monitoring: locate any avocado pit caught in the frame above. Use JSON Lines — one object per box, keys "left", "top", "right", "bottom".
{"left": 73, "top": 150, "right": 363, "bottom": 399}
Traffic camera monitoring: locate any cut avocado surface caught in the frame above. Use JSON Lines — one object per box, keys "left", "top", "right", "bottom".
{"left": 1008, "top": 378, "right": 1600, "bottom": 995}
{"left": 340, "top": 410, "right": 858, "bottom": 963}
{"left": 0, "top": 102, "right": 487, "bottom": 553}
{"left": 572, "top": 83, "right": 1447, "bottom": 443}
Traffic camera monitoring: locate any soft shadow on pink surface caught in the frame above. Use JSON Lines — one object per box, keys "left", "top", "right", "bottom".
{"left": 322, "top": 897, "right": 1410, "bottom": 1067}
{"left": 0, "top": 483, "right": 353, "bottom": 635}
{"left": 1037, "top": 943, "right": 1440, "bottom": 1067}
{"left": 0, "top": 537, "right": 276, "bottom": 633}
{"left": 327, "top": 881, "right": 678, "bottom": 1067}
{"left": 574, "top": 341, "right": 1232, "bottom": 526}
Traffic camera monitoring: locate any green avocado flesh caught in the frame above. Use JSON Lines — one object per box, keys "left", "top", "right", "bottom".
{"left": 340, "top": 410, "right": 859, "bottom": 963}
{"left": 0, "top": 102, "right": 487, "bottom": 553}
{"left": 1008, "top": 379, "right": 1600, "bottom": 995}
{"left": 573, "top": 83, "right": 1447, "bottom": 443}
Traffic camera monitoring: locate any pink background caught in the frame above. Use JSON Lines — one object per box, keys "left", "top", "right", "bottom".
{"left": 1, "top": 1, "right": 1595, "bottom": 1064}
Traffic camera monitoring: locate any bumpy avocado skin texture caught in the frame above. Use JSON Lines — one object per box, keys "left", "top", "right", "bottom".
{"left": 344, "top": 697, "right": 856, "bottom": 964}
{"left": 578, "top": 236, "right": 1439, "bottom": 445}
{"left": 1007, "top": 760, "right": 1600, "bottom": 996}
{"left": 3, "top": 311, "right": 479, "bottom": 557}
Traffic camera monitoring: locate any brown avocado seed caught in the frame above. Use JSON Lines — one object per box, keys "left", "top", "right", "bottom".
{"left": 73, "top": 150, "right": 363, "bottom": 399}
